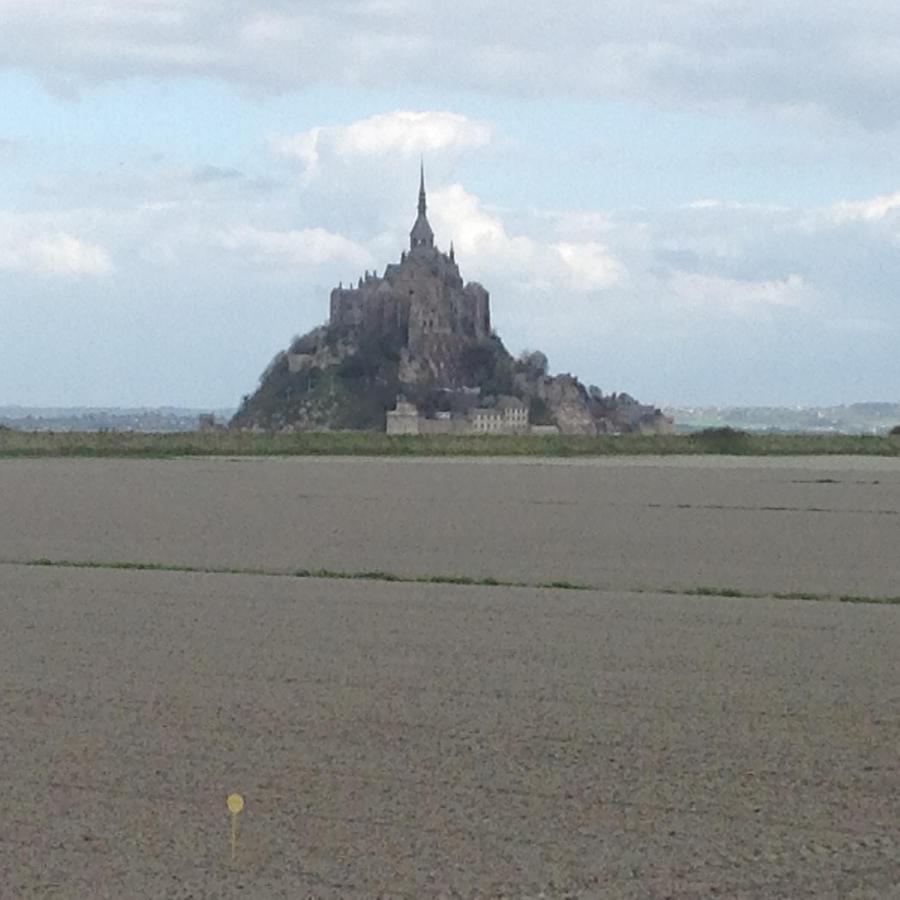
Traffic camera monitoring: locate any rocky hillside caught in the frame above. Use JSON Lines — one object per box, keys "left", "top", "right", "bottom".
{"left": 231, "top": 322, "right": 666, "bottom": 434}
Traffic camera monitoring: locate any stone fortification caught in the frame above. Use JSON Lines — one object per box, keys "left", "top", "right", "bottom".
{"left": 386, "top": 394, "right": 534, "bottom": 436}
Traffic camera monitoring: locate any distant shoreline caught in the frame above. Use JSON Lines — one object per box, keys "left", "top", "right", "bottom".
{"left": 3, "top": 403, "right": 898, "bottom": 436}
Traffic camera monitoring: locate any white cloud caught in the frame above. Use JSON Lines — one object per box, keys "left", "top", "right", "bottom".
{"left": 667, "top": 272, "right": 813, "bottom": 317}
{"left": 273, "top": 111, "right": 493, "bottom": 182}
{"left": 553, "top": 242, "right": 623, "bottom": 291}
{"left": 831, "top": 191, "right": 900, "bottom": 222}
{"left": 337, "top": 110, "right": 492, "bottom": 158}
{"left": 0, "top": 214, "right": 112, "bottom": 277}
{"left": 26, "top": 234, "right": 113, "bottom": 276}
{"left": 430, "top": 184, "right": 530, "bottom": 265}
{"left": 429, "top": 185, "right": 624, "bottom": 293}
{"left": 684, "top": 199, "right": 789, "bottom": 213}
{"left": 217, "top": 225, "right": 372, "bottom": 270}
{"left": 3, "top": 1, "right": 900, "bottom": 125}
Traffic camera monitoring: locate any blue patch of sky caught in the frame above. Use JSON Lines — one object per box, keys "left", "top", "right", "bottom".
{"left": 1, "top": 71, "right": 897, "bottom": 215}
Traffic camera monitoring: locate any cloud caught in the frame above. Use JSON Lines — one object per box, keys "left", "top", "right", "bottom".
{"left": 553, "top": 242, "right": 623, "bottom": 292}
{"left": 831, "top": 191, "right": 900, "bottom": 222}
{"left": 429, "top": 185, "right": 624, "bottom": 293}
{"left": 0, "top": 214, "right": 113, "bottom": 277}
{"left": 667, "top": 272, "right": 814, "bottom": 317}
{"left": 216, "top": 225, "right": 372, "bottom": 270}
{"left": 273, "top": 110, "right": 493, "bottom": 183}
{"left": 4, "top": 1, "right": 900, "bottom": 125}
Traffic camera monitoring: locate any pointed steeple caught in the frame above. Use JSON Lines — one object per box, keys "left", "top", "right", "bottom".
{"left": 418, "top": 158, "right": 427, "bottom": 217}
{"left": 409, "top": 160, "right": 434, "bottom": 252}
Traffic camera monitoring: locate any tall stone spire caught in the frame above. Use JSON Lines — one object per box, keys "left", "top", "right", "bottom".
{"left": 410, "top": 160, "right": 435, "bottom": 252}
{"left": 418, "top": 159, "right": 427, "bottom": 217}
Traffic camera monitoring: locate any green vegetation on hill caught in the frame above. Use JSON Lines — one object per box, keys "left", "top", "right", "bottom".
{"left": 459, "top": 336, "right": 516, "bottom": 397}
{"left": 1, "top": 428, "right": 899, "bottom": 459}
{"left": 232, "top": 328, "right": 406, "bottom": 432}
{"left": 232, "top": 327, "right": 531, "bottom": 432}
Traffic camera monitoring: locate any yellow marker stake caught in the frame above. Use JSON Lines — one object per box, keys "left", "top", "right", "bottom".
{"left": 227, "top": 793, "right": 244, "bottom": 863}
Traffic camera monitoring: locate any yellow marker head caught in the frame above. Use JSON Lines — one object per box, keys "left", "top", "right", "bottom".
{"left": 227, "top": 793, "right": 245, "bottom": 815}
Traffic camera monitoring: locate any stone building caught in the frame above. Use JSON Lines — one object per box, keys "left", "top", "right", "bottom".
{"left": 468, "top": 407, "right": 504, "bottom": 433}
{"left": 469, "top": 397, "right": 529, "bottom": 433}
{"left": 387, "top": 394, "right": 536, "bottom": 436}
{"left": 385, "top": 396, "right": 420, "bottom": 435}
{"left": 329, "top": 164, "right": 491, "bottom": 384}
{"left": 496, "top": 396, "right": 529, "bottom": 432}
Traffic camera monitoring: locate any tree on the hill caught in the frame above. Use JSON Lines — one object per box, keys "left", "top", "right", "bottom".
{"left": 517, "top": 349, "right": 549, "bottom": 377}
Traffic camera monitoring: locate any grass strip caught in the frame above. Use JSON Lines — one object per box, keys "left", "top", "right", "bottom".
{"left": 658, "top": 584, "right": 900, "bottom": 605}
{"left": 1, "top": 429, "right": 900, "bottom": 458}
{"left": 6, "top": 558, "right": 899, "bottom": 605}
{"left": 18, "top": 558, "right": 533, "bottom": 590}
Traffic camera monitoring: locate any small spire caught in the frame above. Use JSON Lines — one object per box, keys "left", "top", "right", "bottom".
{"left": 410, "top": 159, "right": 435, "bottom": 251}
{"left": 418, "top": 158, "right": 427, "bottom": 216}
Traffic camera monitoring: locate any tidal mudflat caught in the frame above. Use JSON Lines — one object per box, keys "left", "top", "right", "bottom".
{"left": 1, "top": 456, "right": 898, "bottom": 897}
{"left": 1, "top": 455, "right": 899, "bottom": 596}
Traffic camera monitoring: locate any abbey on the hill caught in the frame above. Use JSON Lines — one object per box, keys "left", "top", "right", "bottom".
{"left": 329, "top": 165, "right": 490, "bottom": 378}
{"left": 231, "top": 167, "right": 671, "bottom": 435}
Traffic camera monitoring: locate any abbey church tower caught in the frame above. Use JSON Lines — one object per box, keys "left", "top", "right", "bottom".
{"left": 328, "top": 166, "right": 491, "bottom": 385}
{"left": 409, "top": 162, "right": 435, "bottom": 252}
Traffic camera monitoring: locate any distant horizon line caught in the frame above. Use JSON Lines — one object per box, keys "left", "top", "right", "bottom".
{"left": 2, "top": 401, "right": 899, "bottom": 414}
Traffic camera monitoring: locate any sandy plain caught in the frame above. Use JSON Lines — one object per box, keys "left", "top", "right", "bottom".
{"left": 1, "top": 455, "right": 899, "bottom": 595}
{"left": 1, "top": 456, "right": 899, "bottom": 898}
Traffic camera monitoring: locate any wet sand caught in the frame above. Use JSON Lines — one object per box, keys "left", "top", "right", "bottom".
{"left": 1, "top": 456, "right": 898, "bottom": 897}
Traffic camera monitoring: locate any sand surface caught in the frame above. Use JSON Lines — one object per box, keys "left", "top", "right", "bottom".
{"left": 2, "top": 566, "right": 899, "bottom": 898}
{"left": 1, "top": 456, "right": 898, "bottom": 897}
{"left": 1, "top": 455, "right": 899, "bottom": 595}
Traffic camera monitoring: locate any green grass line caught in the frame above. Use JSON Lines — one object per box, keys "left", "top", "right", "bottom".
{"left": 5, "top": 558, "right": 899, "bottom": 605}
{"left": 16, "top": 558, "right": 537, "bottom": 590}
{"left": 1, "top": 429, "right": 900, "bottom": 459}
{"left": 657, "top": 585, "right": 900, "bottom": 605}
